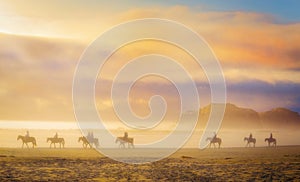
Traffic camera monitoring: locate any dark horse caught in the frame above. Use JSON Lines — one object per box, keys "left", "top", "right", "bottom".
{"left": 78, "top": 136, "right": 99, "bottom": 148}
{"left": 244, "top": 137, "right": 256, "bottom": 147}
{"left": 47, "top": 137, "right": 65, "bottom": 148}
{"left": 115, "top": 137, "right": 134, "bottom": 148}
{"left": 206, "top": 137, "right": 222, "bottom": 148}
{"left": 265, "top": 138, "right": 276, "bottom": 147}
{"left": 17, "top": 135, "right": 37, "bottom": 148}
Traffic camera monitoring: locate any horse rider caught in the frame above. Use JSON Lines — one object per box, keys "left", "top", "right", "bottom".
{"left": 270, "top": 133, "right": 273, "bottom": 139}
{"left": 87, "top": 131, "right": 94, "bottom": 140}
{"left": 249, "top": 133, "right": 253, "bottom": 139}
{"left": 54, "top": 132, "right": 58, "bottom": 139}
{"left": 90, "top": 132, "right": 94, "bottom": 139}
{"left": 124, "top": 132, "right": 128, "bottom": 139}
{"left": 25, "top": 130, "right": 30, "bottom": 138}
{"left": 213, "top": 132, "right": 217, "bottom": 140}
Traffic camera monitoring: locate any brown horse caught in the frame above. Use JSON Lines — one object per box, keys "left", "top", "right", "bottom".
{"left": 17, "top": 135, "right": 37, "bottom": 148}
{"left": 115, "top": 137, "right": 134, "bottom": 148}
{"left": 47, "top": 137, "right": 65, "bottom": 148}
{"left": 78, "top": 136, "right": 91, "bottom": 148}
{"left": 78, "top": 136, "right": 99, "bottom": 148}
{"left": 244, "top": 137, "right": 256, "bottom": 147}
{"left": 206, "top": 137, "right": 222, "bottom": 148}
{"left": 265, "top": 138, "right": 277, "bottom": 147}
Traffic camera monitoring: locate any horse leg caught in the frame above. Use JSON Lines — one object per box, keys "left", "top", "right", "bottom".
{"left": 22, "top": 142, "right": 24, "bottom": 148}
{"left": 25, "top": 143, "right": 29, "bottom": 149}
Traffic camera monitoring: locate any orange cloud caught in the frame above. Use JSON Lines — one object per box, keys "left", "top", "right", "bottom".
{"left": 1, "top": 5, "right": 300, "bottom": 121}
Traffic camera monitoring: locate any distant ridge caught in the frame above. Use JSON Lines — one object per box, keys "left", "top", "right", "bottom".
{"left": 199, "top": 103, "right": 300, "bottom": 130}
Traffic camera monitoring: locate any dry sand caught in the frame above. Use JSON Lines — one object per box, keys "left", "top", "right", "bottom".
{"left": 0, "top": 147, "right": 299, "bottom": 181}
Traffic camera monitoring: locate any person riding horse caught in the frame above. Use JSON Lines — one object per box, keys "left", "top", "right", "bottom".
{"left": 213, "top": 132, "right": 217, "bottom": 140}
{"left": 124, "top": 132, "right": 128, "bottom": 139}
{"left": 249, "top": 133, "right": 253, "bottom": 140}
{"left": 270, "top": 133, "right": 273, "bottom": 139}
{"left": 265, "top": 133, "right": 276, "bottom": 147}
{"left": 25, "top": 130, "right": 30, "bottom": 138}
{"left": 87, "top": 132, "right": 94, "bottom": 141}
{"left": 54, "top": 132, "right": 58, "bottom": 139}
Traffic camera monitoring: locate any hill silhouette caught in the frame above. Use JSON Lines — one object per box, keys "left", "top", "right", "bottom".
{"left": 198, "top": 103, "right": 300, "bottom": 130}
{"left": 260, "top": 108, "right": 300, "bottom": 129}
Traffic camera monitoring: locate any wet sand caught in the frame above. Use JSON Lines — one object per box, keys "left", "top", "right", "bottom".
{"left": 0, "top": 147, "right": 300, "bottom": 181}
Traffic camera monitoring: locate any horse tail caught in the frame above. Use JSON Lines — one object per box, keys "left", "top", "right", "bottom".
{"left": 33, "top": 138, "right": 37, "bottom": 146}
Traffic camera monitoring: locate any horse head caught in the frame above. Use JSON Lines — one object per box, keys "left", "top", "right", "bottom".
{"left": 265, "top": 138, "right": 269, "bottom": 142}
{"left": 17, "top": 135, "right": 22, "bottom": 140}
{"left": 244, "top": 137, "right": 248, "bottom": 141}
{"left": 46, "top": 138, "right": 50, "bottom": 142}
{"left": 78, "top": 137, "right": 82, "bottom": 142}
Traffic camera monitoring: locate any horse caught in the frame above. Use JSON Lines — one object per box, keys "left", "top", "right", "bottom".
{"left": 244, "top": 137, "right": 256, "bottom": 147}
{"left": 17, "top": 135, "right": 37, "bottom": 148}
{"left": 89, "top": 137, "right": 99, "bottom": 148}
{"left": 78, "top": 136, "right": 99, "bottom": 148}
{"left": 115, "top": 137, "right": 134, "bottom": 148}
{"left": 78, "top": 136, "right": 91, "bottom": 148}
{"left": 47, "top": 137, "right": 65, "bottom": 148}
{"left": 206, "top": 137, "right": 222, "bottom": 148}
{"left": 265, "top": 138, "right": 276, "bottom": 147}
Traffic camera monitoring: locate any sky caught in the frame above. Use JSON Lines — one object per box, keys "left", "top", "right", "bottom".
{"left": 0, "top": 1, "right": 300, "bottom": 122}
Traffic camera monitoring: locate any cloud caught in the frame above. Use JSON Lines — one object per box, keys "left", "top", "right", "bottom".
{"left": 0, "top": 5, "right": 300, "bottom": 121}
{"left": 226, "top": 80, "right": 300, "bottom": 112}
{"left": 0, "top": 33, "right": 84, "bottom": 120}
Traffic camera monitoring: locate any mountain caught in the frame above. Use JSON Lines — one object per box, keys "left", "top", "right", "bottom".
{"left": 198, "top": 103, "right": 300, "bottom": 130}
{"left": 260, "top": 108, "right": 300, "bottom": 129}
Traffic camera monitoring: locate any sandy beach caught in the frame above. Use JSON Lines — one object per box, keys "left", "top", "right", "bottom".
{"left": 0, "top": 146, "right": 299, "bottom": 181}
